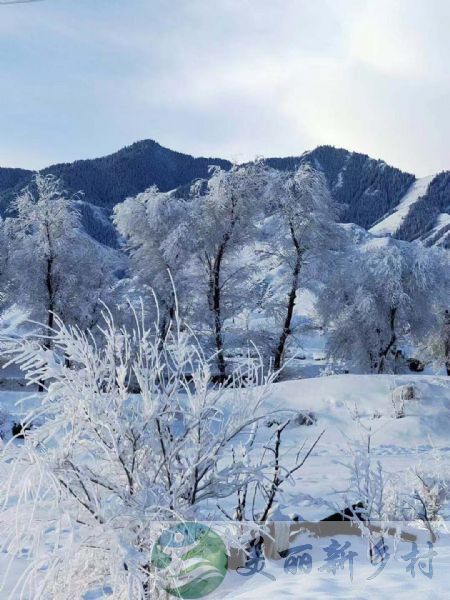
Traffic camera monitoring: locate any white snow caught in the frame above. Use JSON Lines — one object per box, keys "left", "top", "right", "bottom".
{"left": 221, "top": 373, "right": 450, "bottom": 598}
{"left": 370, "top": 175, "right": 435, "bottom": 236}
{"left": 1, "top": 374, "right": 450, "bottom": 598}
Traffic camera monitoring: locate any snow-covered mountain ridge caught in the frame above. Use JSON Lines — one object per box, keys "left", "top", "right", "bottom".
{"left": 0, "top": 140, "right": 448, "bottom": 247}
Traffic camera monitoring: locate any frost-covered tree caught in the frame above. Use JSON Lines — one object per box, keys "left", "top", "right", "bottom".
{"left": 188, "top": 164, "right": 266, "bottom": 379}
{"left": 422, "top": 308, "right": 450, "bottom": 375}
{"left": 5, "top": 174, "right": 118, "bottom": 340}
{"left": 0, "top": 305, "right": 311, "bottom": 598}
{"left": 439, "top": 309, "right": 450, "bottom": 376}
{"left": 0, "top": 217, "right": 10, "bottom": 305}
{"left": 113, "top": 186, "right": 189, "bottom": 336}
{"left": 319, "top": 236, "right": 449, "bottom": 373}
{"left": 263, "top": 164, "right": 341, "bottom": 370}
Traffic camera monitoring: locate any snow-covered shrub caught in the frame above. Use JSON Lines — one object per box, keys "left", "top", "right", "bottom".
{"left": 391, "top": 383, "right": 419, "bottom": 419}
{"left": 346, "top": 444, "right": 399, "bottom": 525}
{"left": 392, "top": 383, "right": 419, "bottom": 403}
{"left": 292, "top": 411, "right": 316, "bottom": 427}
{"left": 320, "top": 364, "right": 338, "bottom": 377}
{"left": 413, "top": 473, "right": 448, "bottom": 523}
{"left": 342, "top": 426, "right": 406, "bottom": 563}
{"left": 401, "top": 454, "right": 449, "bottom": 538}
{"left": 344, "top": 429, "right": 448, "bottom": 554}
{"left": 0, "top": 305, "right": 280, "bottom": 599}
{"left": 0, "top": 305, "right": 29, "bottom": 341}
{"left": 265, "top": 410, "right": 316, "bottom": 428}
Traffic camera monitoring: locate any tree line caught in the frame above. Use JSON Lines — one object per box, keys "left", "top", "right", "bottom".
{"left": 1, "top": 165, "right": 449, "bottom": 377}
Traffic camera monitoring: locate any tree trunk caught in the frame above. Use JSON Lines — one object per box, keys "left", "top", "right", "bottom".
{"left": 211, "top": 244, "right": 227, "bottom": 382}
{"left": 377, "top": 307, "right": 397, "bottom": 374}
{"left": 207, "top": 197, "right": 237, "bottom": 382}
{"left": 38, "top": 256, "right": 54, "bottom": 392}
{"left": 45, "top": 255, "right": 55, "bottom": 347}
{"left": 273, "top": 227, "right": 302, "bottom": 372}
{"left": 444, "top": 310, "right": 450, "bottom": 376}
{"left": 161, "top": 303, "right": 176, "bottom": 338}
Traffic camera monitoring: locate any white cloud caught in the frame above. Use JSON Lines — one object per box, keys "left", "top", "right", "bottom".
{"left": 347, "top": 0, "right": 450, "bottom": 81}
{"left": 0, "top": 0, "right": 449, "bottom": 175}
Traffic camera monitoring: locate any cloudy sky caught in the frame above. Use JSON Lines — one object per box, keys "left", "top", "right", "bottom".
{"left": 0, "top": 0, "right": 449, "bottom": 175}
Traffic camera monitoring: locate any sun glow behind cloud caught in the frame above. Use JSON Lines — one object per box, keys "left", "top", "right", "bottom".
{"left": 0, "top": 0, "right": 449, "bottom": 175}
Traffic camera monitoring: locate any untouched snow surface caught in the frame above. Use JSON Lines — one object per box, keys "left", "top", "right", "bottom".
{"left": 370, "top": 175, "right": 434, "bottom": 236}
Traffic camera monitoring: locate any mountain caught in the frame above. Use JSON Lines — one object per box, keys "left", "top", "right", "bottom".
{"left": 0, "top": 140, "right": 231, "bottom": 246}
{"left": 0, "top": 140, "right": 448, "bottom": 247}
{"left": 268, "top": 146, "right": 416, "bottom": 230}
{"left": 395, "top": 171, "right": 450, "bottom": 247}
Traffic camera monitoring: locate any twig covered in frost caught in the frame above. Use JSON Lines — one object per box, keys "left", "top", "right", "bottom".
{"left": 0, "top": 302, "right": 298, "bottom": 598}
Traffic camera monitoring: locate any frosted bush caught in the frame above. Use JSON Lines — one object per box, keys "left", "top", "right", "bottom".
{"left": 0, "top": 305, "right": 279, "bottom": 598}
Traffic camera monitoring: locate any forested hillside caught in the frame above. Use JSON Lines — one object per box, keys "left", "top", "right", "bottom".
{"left": 0, "top": 140, "right": 231, "bottom": 245}
{"left": 397, "top": 171, "right": 450, "bottom": 247}
{"left": 278, "top": 145, "right": 416, "bottom": 228}
{"left": 0, "top": 140, "right": 449, "bottom": 247}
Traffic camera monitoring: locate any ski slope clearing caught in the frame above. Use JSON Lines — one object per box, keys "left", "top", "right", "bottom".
{"left": 370, "top": 175, "right": 435, "bottom": 236}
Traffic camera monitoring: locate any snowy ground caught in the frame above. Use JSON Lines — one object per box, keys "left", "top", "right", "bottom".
{"left": 210, "top": 373, "right": 450, "bottom": 524}
{"left": 1, "top": 373, "right": 449, "bottom": 598}
{"left": 220, "top": 373, "right": 450, "bottom": 598}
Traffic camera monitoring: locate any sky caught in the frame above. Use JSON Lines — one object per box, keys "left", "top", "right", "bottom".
{"left": 0, "top": 0, "right": 449, "bottom": 176}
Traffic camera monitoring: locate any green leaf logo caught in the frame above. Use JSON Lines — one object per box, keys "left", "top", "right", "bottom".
{"left": 151, "top": 522, "right": 228, "bottom": 598}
